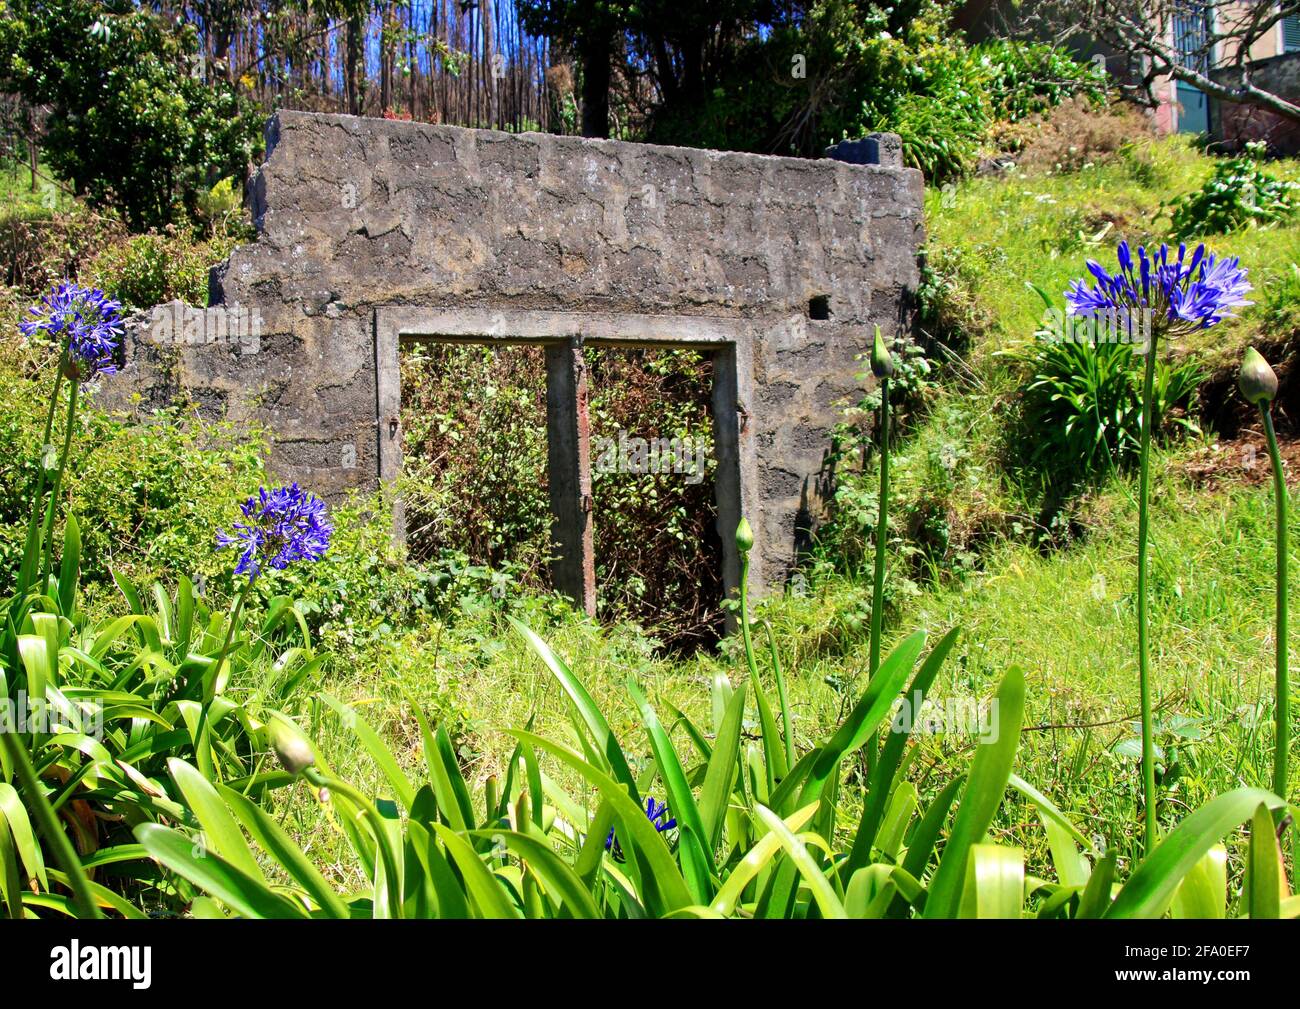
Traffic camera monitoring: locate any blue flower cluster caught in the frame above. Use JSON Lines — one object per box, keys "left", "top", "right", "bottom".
{"left": 217, "top": 483, "right": 333, "bottom": 580}
{"left": 20, "top": 282, "right": 123, "bottom": 379}
{"left": 1065, "top": 241, "right": 1252, "bottom": 338}
{"left": 604, "top": 796, "right": 676, "bottom": 862}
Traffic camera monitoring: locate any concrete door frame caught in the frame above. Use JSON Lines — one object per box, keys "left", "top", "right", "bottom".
{"left": 373, "top": 305, "right": 761, "bottom": 615}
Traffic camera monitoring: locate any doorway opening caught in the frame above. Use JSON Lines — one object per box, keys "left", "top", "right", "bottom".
{"left": 394, "top": 338, "right": 726, "bottom": 649}
{"left": 587, "top": 346, "right": 724, "bottom": 649}
{"left": 380, "top": 307, "right": 752, "bottom": 649}
{"left": 397, "top": 341, "right": 552, "bottom": 593}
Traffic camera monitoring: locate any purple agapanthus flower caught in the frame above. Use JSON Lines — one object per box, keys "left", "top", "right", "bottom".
{"left": 20, "top": 281, "right": 123, "bottom": 379}
{"left": 1065, "top": 241, "right": 1252, "bottom": 341}
{"left": 604, "top": 796, "right": 676, "bottom": 862}
{"left": 217, "top": 483, "right": 332, "bottom": 580}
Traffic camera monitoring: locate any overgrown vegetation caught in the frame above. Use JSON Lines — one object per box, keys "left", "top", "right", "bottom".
{"left": 0, "top": 1, "right": 261, "bottom": 229}
{"left": 1170, "top": 143, "right": 1300, "bottom": 242}
{"left": 1, "top": 9, "right": 1297, "bottom": 924}
{"left": 397, "top": 342, "right": 721, "bottom": 648}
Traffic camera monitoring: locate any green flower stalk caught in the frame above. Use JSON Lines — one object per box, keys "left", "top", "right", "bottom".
{"left": 39, "top": 376, "right": 79, "bottom": 591}
{"left": 15, "top": 349, "right": 66, "bottom": 599}
{"left": 869, "top": 325, "right": 894, "bottom": 679}
{"left": 734, "top": 517, "right": 788, "bottom": 793}
{"left": 1135, "top": 330, "right": 1159, "bottom": 850}
{"left": 1239, "top": 347, "right": 1289, "bottom": 806}
{"left": 15, "top": 283, "right": 122, "bottom": 599}
{"left": 1066, "top": 241, "right": 1252, "bottom": 852}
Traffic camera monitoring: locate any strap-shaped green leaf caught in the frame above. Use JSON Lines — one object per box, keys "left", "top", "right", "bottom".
{"left": 958, "top": 844, "right": 1024, "bottom": 919}
{"left": 627, "top": 678, "right": 715, "bottom": 896}
{"left": 852, "top": 627, "right": 960, "bottom": 872}
{"left": 924, "top": 666, "right": 1025, "bottom": 919}
{"left": 471, "top": 829, "right": 600, "bottom": 918}
{"left": 1245, "top": 803, "right": 1281, "bottom": 920}
{"left": 321, "top": 693, "right": 415, "bottom": 810}
{"left": 753, "top": 804, "right": 846, "bottom": 919}
{"left": 509, "top": 617, "right": 639, "bottom": 800}
{"left": 217, "top": 784, "right": 350, "bottom": 918}
{"left": 709, "top": 802, "right": 819, "bottom": 916}
{"left": 0, "top": 781, "right": 47, "bottom": 895}
{"left": 167, "top": 758, "right": 265, "bottom": 883}
{"left": 134, "top": 823, "right": 306, "bottom": 919}
{"left": 1106, "top": 787, "right": 1284, "bottom": 918}
{"left": 1170, "top": 844, "right": 1227, "bottom": 919}
{"left": 408, "top": 696, "right": 466, "bottom": 831}
{"left": 504, "top": 728, "right": 693, "bottom": 916}
{"left": 57, "top": 512, "right": 80, "bottom": 617}
{"left": 699, "top": 682, "right": 746, "bottom": 851}
{"left": 801, "top": 631, "right": 927, "bottom": 804}
{"left": 431, "top": 823, "right": 522, "bottom": 919}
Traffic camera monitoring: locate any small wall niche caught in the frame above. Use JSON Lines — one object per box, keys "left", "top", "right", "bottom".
{"left": 808, "top": 295, "right": 831, "bottom": 320}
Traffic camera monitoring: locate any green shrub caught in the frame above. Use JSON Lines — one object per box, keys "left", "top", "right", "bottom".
{"left": 83, "top": 228, "right": 239, "bottom": 309}
{"left": 195, "top": 177, "right": 253, "bottom": 241}
{"left": 0, "top": 338, "right": 266, "bottom": 608}
{"left": 888, "top": 88, "right": 990, "bottom": 183}
{"left": 1004, "top": 288, "right": 1205, "bottom": 490}
{"left": 861, "top": 18, "right": 994, "bottom": 182}
{"left": 0, "top": 0, "right": 261, "bottom": 230}
{"left": 267, "top": 492, "right": 428, "bottom": 653}
{"left": 973, "top": 39, "right": 1107, "bottom": 124}
{"left": 1169, "top": 143, "right": 1300, "bottom": 240}
{"left": 878, "top": 33, "right": 1105, "bottom": 181}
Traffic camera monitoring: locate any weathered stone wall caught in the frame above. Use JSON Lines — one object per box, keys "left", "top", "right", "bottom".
{"left": 109, "top": 110, "right": 924, "bottom": 599}
{"left": 1212, "top": 54, "right": 1300, "bottom": 154}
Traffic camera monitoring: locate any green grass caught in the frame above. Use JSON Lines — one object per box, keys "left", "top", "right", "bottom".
{"left": 905, "top": 458, "right": 1290, "bottom": 857}
{"left": 0, "top": 156, "right": 75, "bottom": 218}
{"left": 271, "top": 451, "right": 1289, "bottom": 881}
{"left": 927, "top": 133, "right": 1300, "bottom": 368}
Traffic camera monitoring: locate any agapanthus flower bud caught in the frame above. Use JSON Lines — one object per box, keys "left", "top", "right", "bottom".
{"left": 871, "top": 325, "right": 894, "bottom": 378}
{"left": 264, "top": 713, "right": 316, "bottom": 775}
{"left": 735, "top": 517, "right": 754, "bottom": 554}
{"left": 1239, "top": 346, "right": 1279, "bottom": 406}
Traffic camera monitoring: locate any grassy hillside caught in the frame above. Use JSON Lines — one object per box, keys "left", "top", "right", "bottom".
{"left": 859, "top": 115, "right": 1300, "bottom": 860}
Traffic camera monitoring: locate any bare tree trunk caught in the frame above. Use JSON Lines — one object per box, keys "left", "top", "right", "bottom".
{"left": 484, "top": 0, "right": 498, "bottom": 129}
{"left": 27, "top": 106, "right": 38, "bottom": 193}
{"left": 346, "top": 14, "right": 363, "bottom": 116}
{"left": 380, "top": 2, "right": 393, "bottom": 115}
{"left": 580, "top": 32, "right": 611, "bottom": 138}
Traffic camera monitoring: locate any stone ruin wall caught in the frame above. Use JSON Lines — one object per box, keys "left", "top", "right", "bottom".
{"left": 107, "top": 111, "right": 925, "bottom": 607}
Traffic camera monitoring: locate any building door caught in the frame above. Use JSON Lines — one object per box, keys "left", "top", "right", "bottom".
{"left": 1173, "top": 3, "right": 1212, "bottom": 134}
